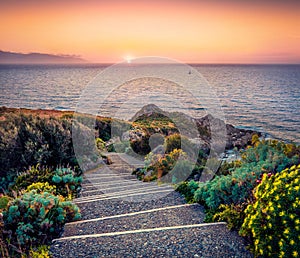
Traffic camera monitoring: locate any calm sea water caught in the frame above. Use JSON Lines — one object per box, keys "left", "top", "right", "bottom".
{"left": 0, "top": 64, "right": 299, "bottom": 144}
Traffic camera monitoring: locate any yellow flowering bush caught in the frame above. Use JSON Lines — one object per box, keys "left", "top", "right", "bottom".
{"left": 240, "top": 164, "right": 300, "bottom": 257}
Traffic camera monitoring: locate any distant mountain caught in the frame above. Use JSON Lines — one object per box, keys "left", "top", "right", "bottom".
{"left": 0, "top": 50, "right": 86, "bottom": 64}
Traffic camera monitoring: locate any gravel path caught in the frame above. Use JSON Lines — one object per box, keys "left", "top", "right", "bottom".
{"left": 50, "top": 153, "right": 253, "bottom": 257}
{"left": 52, "top": 225, "right": 252, "bottom": 258}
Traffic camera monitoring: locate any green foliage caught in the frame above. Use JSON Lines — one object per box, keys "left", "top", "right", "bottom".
{"left": 51, "top": 168, "right": 82, "bottom": 198}
{"left": 26, "top": 182, "right": 56, "bottom": 194}
{"left": 13, "top": 166, "right": 82, "bottom": 198}
{"left": 95, "top": 137, "right": 106, "bottom": 152}
{"left": 194, "top": 140, "right": 300, "bottom": 209}
{"left": 0, "top": 113, "right": 78, "bottom": 187}
{"left": 13, "top": 165, "right": 53, "bottom": 192}
{"left": 215, "top": 160, "right": 241, "bottom": 177}
{"left": 29, "top": 245, "right": 51, "bottom": 258}
{"left": 164, "top": 134, "right": 198, "bottom": 159}
{"left": 0, "top": 196, "right": 10, "bottom": 210}
{"left": 175, "top": 180, "right": 199, "bottom": 203}
{"left": 240, "top": 164, "right": 300, "bottom": 258}
{"left": 2, "top": 190, "right": 81, "bottom": 248}
{"left": 211, "top": 203, "right": 247, "bottom": 230}
{"left": 134, "top": 148, "right": 197, "bottom": 184}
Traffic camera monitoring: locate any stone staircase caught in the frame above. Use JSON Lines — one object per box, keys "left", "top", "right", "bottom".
{"left": 50, "top": 153, "right": 252, "bottom": 257}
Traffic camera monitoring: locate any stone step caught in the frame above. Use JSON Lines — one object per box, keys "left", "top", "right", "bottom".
{"left": 76, "top": 191, "right": 187, "bottom": 220}
{"left": 62, "top": 203, "right": 205, "bottom": 237}
{"left": 81, "top": 180, "right": 142, "bottom": 189}
{"left": 83, "top": 175, "right": 137, "bottom": 184}
{"left": 80, "top": 182, "right": 170, "bottom": 197}
{"left": 78, "top": 184, "right": 172, "bottom": 199}
{"left": 51, "top": 223, "right": 252, "bottom": 257}
{"left": 74, "top": 188, "right": 174, "bottom": 204}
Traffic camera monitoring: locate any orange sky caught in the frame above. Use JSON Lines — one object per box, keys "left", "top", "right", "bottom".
{"left": 0, "top": 0, "right": 300, "bottom": 63}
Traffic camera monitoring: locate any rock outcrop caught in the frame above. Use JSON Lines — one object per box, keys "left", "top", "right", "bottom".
{"left": 130, "top": 104, "right": 261, "bottom": 150}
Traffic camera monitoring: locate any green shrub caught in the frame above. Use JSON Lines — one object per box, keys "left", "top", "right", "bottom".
{"left": 95, "top": 137, "right": 106, "bottom": 152}
{"left": 13, "top": 165, "right": 53, "bottom": 192}
{"left": 164, "top": 134, "right": 198, "bottom": 159}
{"left": 0, "top": 114, "right": 77, "bottom": 180}
{"left": 240, "top": 164, "right": 300, "bottom": 257}
{"left": 176, "top": 180, "right": 199, "bottom": 203}
{"left": 29, "top": 245, "right": 51, "bottom": 258}
{"left": 13, "top": 166, "right": 82, "bottom": 199}
{"left": 51, "top": 168, "right": 82, "bottom": 198}
{"left": 194, "top": 140, "right": 299, "bottom": 209}
{"left": 0, "top": 196, "right": 10, "bottom": 210}
{"left": 26, "top": 182, "right": 56, "bottom": 194}
{"left": 2, "top": 190, "right": 81, "bottom": 248}
{"left": 211, "top": 203, "right": 247, "bottom": 230}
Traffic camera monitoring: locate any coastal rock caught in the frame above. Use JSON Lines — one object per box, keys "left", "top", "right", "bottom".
{"left": 130, "top": 104, "right": 261, "bottom": 151}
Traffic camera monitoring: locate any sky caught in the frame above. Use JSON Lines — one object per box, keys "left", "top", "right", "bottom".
{"left": 0, "top": 0, "right": 300, "bottom": 63}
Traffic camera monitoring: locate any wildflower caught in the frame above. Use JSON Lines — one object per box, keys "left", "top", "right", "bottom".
{"left": 283, "top": 228, "right": 290, "bottom": 235}
{"left": 279, "top": 211, "right": 285, "bottom": 217}
{"left": 268, "top": 222, "right": 272, "bottom": 228}
{"left": 290, "top": 239, "right": 295, "bottom": 245}
{"left": 289, "top": 214, "right": 295, "bottom": 219}
{"left": 293, "top": 251, "right": 298, "bottom": 257}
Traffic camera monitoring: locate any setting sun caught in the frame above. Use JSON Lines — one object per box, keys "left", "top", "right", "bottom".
{"left": 124, "top": 55, "right": 134, "bottom": 63}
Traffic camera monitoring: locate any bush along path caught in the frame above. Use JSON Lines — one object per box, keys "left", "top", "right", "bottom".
{"left": 50, "top": 153, "right": 252, "bottom": 257}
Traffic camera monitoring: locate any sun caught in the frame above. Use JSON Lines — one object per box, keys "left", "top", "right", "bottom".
{"left": 124, "top": 55, "right": 133, "bottom": 63}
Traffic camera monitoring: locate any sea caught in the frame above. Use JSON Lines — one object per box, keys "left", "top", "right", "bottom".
{"left": 0, "top": 63, "right": 299, "bottom": 144}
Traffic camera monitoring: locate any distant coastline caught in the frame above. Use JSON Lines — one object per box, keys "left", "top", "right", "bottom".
{"left": 0, "top": 50, "right": 86, "bottom": 64}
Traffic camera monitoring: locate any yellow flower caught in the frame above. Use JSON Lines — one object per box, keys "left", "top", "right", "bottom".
{"left": 284, "top": 228, "right": 290, "bottom": 235}
{"left": 279, "top": 211, "right": 285, "bottom": 216}
{"left": 293, "top": 251, "right": 298, "bottom": 257}
{"left": 290, "top": 239, "right": 295, "bottom": 245}
{"left": 289, "top": 214, "right": 295, "bottom": 219}
{"left": 275, "top": 195, "right": 280, "bottom": 201}
{"left": 268, "top": 223, "right": 272, "bottom": 228}
{"left": 279, "top": 240, "right": 283, "bottom": 247}
{"left": 295, "top": 219, "right": 300, "bottom": 224}
{"left": 269, "top": 206, "right": 275, "bottom": 212}
{"left": 255, "top": 239, "right": 259, "bottom": 246}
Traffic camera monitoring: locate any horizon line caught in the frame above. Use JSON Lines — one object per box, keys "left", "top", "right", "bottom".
{"left": 1, "top": 62, "right": 300, "bottom": 65}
